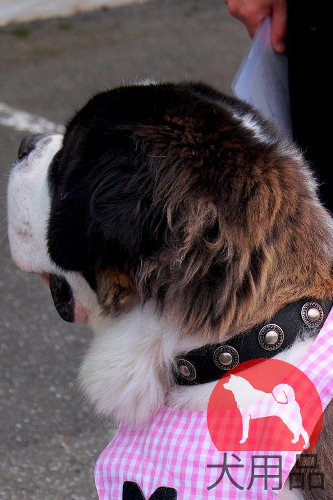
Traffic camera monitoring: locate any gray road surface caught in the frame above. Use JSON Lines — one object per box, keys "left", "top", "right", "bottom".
{"left": 0, "top": 0, "right": 249, "bottom": 498}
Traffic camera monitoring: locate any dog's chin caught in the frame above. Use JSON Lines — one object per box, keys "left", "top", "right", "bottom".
{"left": 9, "top": 237, "right": 89, "bottom": 324}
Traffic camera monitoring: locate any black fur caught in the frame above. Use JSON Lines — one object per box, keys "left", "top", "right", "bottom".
{"left": 47, "top": 82, "right": 277, "bottom": 277}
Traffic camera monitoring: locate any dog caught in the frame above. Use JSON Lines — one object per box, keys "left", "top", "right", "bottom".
{"left": 224, "top": 374, "right": 310, "bottom": 448}
{"left": 7, "top": 82, "right": 333, "bottom": 499}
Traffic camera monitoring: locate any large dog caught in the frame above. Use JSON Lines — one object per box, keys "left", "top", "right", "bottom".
{"left": 7, "top": 82, "right": 333, "bottom": 499}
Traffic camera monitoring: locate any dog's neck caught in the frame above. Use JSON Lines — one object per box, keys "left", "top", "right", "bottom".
{"left": 83, "top": 298, "right": 332, "bottom": 425}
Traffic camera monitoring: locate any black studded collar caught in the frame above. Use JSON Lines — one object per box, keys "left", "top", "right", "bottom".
{"left": 174, "top": 298, "right": 333, "bottom": 386}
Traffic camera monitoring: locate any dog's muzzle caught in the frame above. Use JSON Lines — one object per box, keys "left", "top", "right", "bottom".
{"left": 49, "top": 275, "right": 75, "bottom": 323}
{"left": 17, "top": 134, "right": 46, "bottom": 160}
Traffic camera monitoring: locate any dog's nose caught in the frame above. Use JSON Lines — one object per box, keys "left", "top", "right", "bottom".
{"left": 17, "top": 134, "right": 45, "bottom": 160}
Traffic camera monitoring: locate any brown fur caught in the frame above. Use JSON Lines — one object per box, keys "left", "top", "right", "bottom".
{"left": 130, "top": 117, "right": 333, "bottom": 339}
{"left": 96, "top": 267, "right": 135, "bottom": 314}
{"left": 96, "top": 111, "right": 333, "bottom": 338}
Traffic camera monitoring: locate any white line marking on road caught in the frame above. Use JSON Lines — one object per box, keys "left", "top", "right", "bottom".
{"left": 0, "top": 102, "right": 64, "bottom": 134}
{"left": 0, "top": 0, "right": 150, "bottom": 26}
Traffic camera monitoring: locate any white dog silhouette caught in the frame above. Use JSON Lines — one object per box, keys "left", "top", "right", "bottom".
{"left": 224, "top": 374, "right": 309, "bottom": 448}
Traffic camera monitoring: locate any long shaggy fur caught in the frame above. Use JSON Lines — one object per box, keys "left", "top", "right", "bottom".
{"left": 134, "top": 120, "right": 333, "bottom": 338}
{"left": 47, "top": 83, "right": 333, "bottom": 340}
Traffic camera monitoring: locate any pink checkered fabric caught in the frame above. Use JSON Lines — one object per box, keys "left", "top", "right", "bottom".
{"left": 95, "top": 307, "right": 333, "bottom": 499}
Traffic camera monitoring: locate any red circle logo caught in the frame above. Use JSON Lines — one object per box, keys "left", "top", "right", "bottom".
{"left": 207, "top": 358, "right": 323, "bottom": 451}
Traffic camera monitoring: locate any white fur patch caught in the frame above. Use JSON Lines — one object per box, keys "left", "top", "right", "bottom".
{"left": 7, "top": 133, "right": 99, "bottom": 324}
{"left": 7, "top": 134, "right": 63, "bottom": 274}
{"left": 229, "top": 106, "right": 274, "bottom": 144}
{"left": 81, "top": 301, "right": 180, "bottom": 425}
{"left": 135, "top": 78, "right": 158, "bottom": 86}
{"left": 239, "top": 112, "right": 273, "bottom": 144}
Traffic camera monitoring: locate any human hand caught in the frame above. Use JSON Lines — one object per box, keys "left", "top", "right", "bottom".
{"left": 224, "top": 0, "right": 287, "bottom": 53}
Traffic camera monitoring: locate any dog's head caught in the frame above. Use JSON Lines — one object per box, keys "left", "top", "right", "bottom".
{"left": 7, "top": 82, "right": 333, "bottom": 338}
{"left": 223, "top": 374, "right": 244, "bottom": 392}
{"left": 223, "top": 375, "right": 234, "bottom": 391}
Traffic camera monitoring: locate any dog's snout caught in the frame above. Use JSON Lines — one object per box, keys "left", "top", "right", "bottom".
{"left": 17, "top": 134, "right": 45, "bottom": 161}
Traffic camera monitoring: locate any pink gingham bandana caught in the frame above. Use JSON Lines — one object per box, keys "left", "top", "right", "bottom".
{"left": 95, "top": 307, "right": 333, "bottom": 499}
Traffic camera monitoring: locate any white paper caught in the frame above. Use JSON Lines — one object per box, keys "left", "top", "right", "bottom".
{"left": 232, "top": 17, "right": 292, "bottom": 137}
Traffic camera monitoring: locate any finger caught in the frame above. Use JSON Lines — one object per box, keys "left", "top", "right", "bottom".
{"left": 247, "top": 17, "right": 264, "bottom": 37}
{"left": 238, "top": 9, "right": 271, "bottom": 38}
{"left": 225, "top": 0, "right": 271, "bottom": 38}
{"left": 271, "top": 0, "right": 287, "bottom": 52}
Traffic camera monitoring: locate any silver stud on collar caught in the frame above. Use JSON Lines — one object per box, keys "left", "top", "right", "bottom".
{"left": 258, "top": 324, "right": 284, "bottom": 351}
{"left": 301, "top": 302, "right": 324, "bottom": 328}
{"left": 176, "top": 359, "right": 197, "bottom": 381}
{"left": 213, "top": 345, "right": 239, "bottom": 370}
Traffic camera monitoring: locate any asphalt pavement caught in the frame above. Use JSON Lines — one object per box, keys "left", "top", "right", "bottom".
{"left": 0, "top": 1, "right": 249, "bottom": 498}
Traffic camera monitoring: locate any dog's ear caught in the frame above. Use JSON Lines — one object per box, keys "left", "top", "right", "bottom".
{"left": 47, "top": 124, "right": 157, "bottom": 271}
{"left": 90, "top": 116, "right": 333, "bottom": 337}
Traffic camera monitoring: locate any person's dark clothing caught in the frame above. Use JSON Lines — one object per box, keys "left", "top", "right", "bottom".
{"left": 287, "top": 3, "right": 332, "bottom": 212}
